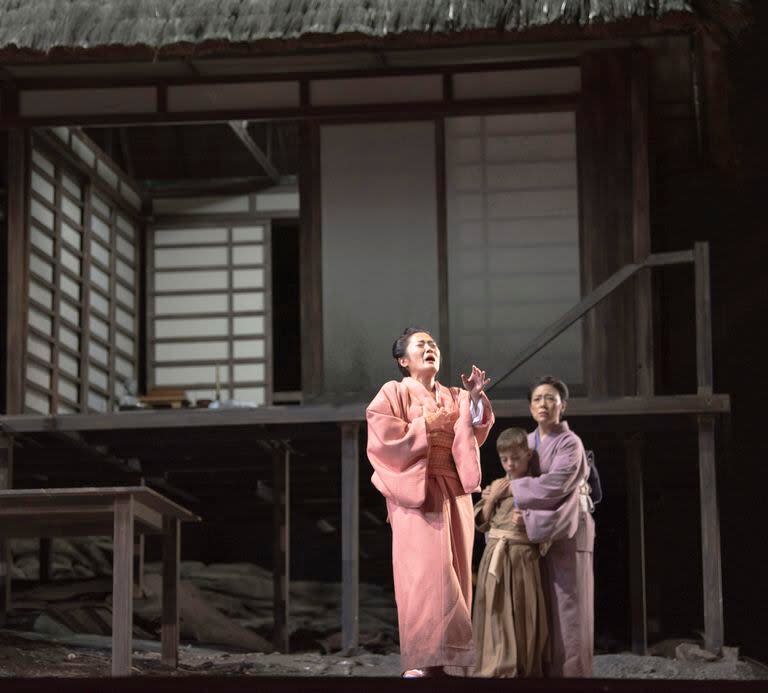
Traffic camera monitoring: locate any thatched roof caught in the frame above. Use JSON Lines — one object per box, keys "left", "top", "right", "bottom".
{"left": 0, "top": 1, "right": 749, "bottom": 61}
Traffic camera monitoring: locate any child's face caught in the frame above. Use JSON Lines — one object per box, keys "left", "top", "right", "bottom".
{"left": 499, "top": 446, "right": 531, "bottom": 480}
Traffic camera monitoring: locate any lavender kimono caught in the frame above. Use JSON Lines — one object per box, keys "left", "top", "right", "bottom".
{"left": 511, "top": 421, "right": 595, "bottom": 677}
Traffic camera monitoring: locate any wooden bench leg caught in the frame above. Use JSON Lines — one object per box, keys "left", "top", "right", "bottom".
{"left": 112, "top": 497, "right": 134, "bottom": 677}
{"left": 161, "top": 517, "right": 180, "bottom": 668}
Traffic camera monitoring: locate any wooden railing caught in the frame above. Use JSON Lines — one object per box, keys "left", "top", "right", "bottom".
{"left": 488, "top": 242, "right": 712, "bottom": 395}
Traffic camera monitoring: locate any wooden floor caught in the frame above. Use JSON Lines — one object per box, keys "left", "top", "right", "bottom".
{"left": 0, "top": 676, "right": 764, "bottom": 692}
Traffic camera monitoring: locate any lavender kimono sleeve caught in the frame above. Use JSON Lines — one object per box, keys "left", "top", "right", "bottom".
{"left": 366, "top": 382, "right": 429, "bottom": 508}
{"left": 511, "top": 435, "right": 584, "bottom": 511}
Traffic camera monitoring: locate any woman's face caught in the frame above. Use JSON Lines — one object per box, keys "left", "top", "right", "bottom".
{"left": 530, "top": 384, "right": 566, "bottom": 427}
{"left": 399, "top": 332, "right": 440, "bottom": 378}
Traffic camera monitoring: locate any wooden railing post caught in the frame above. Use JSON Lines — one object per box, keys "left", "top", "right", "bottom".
{"left": 340, "top": 422, "right": 360, "bottom": 651}
{"left": 272, "top": 444, "right": 290, "bottom": 653}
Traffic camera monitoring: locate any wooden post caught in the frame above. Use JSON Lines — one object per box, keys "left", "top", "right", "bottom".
{"left": 161, "top": 516, "right": 180, "bottom": 668}
{"left": 694, "top": 242, "right": 714, "bottom": 395}
{"left": 0, "top": 436, "right": 13, "bottom": 623}
{"left": 135, "top": 478, "right": 146, "bottom": 595}
{"left": 631, "top": 48, "right": 654, "bottom": 396}
{"left": 340, "top": 422, "right": 360, "bottom": 650}
{"left": 112, "top": 496, "right": 134, "bottom": 677}
{"left": 625, "top": 437, "right": 647, "bottom": 654}
{"left": 5, "top": 129, "right": 29, "bottom": 415}
{"left": 298, "top": 121, "right": 323, "bottom": 399}
{"left": 272, "top": 445, "right": 290, "bottom": 653}
{"left": 698, "top": 415, "right": 724, "bottom": 653}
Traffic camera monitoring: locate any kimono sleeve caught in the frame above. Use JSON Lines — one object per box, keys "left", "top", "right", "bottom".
{"left": 511, "top": 434, "right": 584, "bottom": 511}
{"left": 450, "top": 389, "right": 494, "bottom": 494}
{"left": 473, "top": 497, "right": 491, "bottom": 533}
{"left": 366, "top": 381, "right": 429, "bottom": 508}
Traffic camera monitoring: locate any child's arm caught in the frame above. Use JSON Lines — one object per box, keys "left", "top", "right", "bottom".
{"left": 479, "top": 479, "right": 509, "bottom": 524}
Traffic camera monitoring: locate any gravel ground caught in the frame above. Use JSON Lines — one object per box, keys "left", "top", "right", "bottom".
{"left": 2, "top": 631, "right": 767, "bottom": 679}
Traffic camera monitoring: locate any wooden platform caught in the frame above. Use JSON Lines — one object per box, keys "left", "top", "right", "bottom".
{"left": 0, "top": 393, "right": 731, "bottom": 656}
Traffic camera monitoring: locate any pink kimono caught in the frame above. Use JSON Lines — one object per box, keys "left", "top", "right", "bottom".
{"left": 366, "top": 377, "right": 494, "bottom": 672}
{"left": 511, "top": 421, "right": 595, "bottom": 677}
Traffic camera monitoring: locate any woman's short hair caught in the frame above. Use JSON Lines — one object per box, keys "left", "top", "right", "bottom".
{"left": 496, "top": 427, "right": 530, "bottom": 453}
{"left": 527, "top": 375, "right": 569, "bottom": 403}
{"left": 392, "top": 326, "right": 433, "bottom": 377}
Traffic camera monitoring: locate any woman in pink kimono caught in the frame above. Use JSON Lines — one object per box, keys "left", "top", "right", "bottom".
{"left": 366, "top": 327, "right": 494, "bottom": 678}
{"left": 509, "top": 375, "right": 595, "bottom": 677}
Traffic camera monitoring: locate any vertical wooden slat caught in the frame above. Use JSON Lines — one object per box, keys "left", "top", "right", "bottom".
{"left": 6, "top": 129, "right": 29, "bottom": 415}
{"left": 298, "top": 121, "right": 323, "bottom": 399}
{"left": 227, "top": 226, "right": 234, "bottom": 400}
{"left": 161, "top": 516, "right": 180, "bottom": 668}
{"left": 112, "top": 496, "right": 134, "bottom": 676}
{"left": 626, "top": 437, "right": 647, "bottom": 654}
{"left": 631, "top": 48, "right": 654, "bottom": 397}
{"left": 578, "top": 50, "right": 636, "bottom": 397}
{"left": 694, "top": 242, "right": 714, "bottom": 395}
{"left": 50, "top": 150, "right": 63, "bottom": 412}
{"left": 340, "top": 422, "right": 360, "bottom": 651}
{"left": 0, "top": 436, "right": 13, "bottom": 624}
{"left": 698, "top": 415, "right": 723, "bottom": 653}
{"left": 272, "top": 445, "right": 290, "bottom": 652}
{"left": 434, "top": 117, "right": 451, "bottom": 380}
{"left": 108, "top": 200, "right": 118, "bottom": 410}
{"left": 80, "top": 179, "right": 93, "bottom": 411}
{"left": 264, "top": 219, "right": 274, "bottom": 405}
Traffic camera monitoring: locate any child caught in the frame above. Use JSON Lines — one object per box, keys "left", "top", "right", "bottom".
{"left": 472, "top": 427, "right": 549, "bottom": 678}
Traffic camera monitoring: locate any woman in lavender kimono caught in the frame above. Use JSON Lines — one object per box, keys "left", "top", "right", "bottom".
{"left": 508, "top": 375, "right": 595, "bottom": 677}
{"left": 366, "top": 327, "right": 494, "bottom": 678}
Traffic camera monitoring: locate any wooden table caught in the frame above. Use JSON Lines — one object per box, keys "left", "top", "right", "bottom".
{"left": 0, "top": 486, "right": 200, "bottom": 676}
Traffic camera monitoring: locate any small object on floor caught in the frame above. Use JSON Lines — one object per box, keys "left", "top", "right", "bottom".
{"left": 402, "top": 668, "right": 427, "bottom": 678}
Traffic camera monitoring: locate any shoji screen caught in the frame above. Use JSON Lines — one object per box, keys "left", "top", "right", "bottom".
{"left": 320, "top": 121, "right": 439, "bottom": 397}
{"left": 149, "top": 222, "right": 271, "bottom": 405}
{"left": 25, "top": 135, "right": 141, "bottom": 414}
{"left": 445, "top": 112, "right": 582, "bottom": 392}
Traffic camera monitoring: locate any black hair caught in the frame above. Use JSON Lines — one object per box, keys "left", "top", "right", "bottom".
{"left": 527, "top": 375, "right": 569, "bottom": 403}
{"left": 392, "top": 326, "right": 434, "bottom": 377}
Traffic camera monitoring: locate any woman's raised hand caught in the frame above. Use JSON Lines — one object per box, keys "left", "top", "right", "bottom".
{"left": 460, "top": 364, "right": 491, "bottom": 404}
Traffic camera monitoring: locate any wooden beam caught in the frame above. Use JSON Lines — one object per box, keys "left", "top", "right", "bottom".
{"left": 340, "top": 422, "right": 360, "bottom": 650}
{"left": 694, "top": 242, "right": 714, "bottom": 395}
{"left": 631, "top": 48, "right": 653, "bottom": 397}
{"left": 0, "top": 436, "right": 12, "bottom": 624}
{"left": 112, "top": 495, "right": 135, "bottom": 676}
{"left": 435, "top": 117, "right": 451, "bottom": 381}
{"left": 625, "top": 437, "right": 647, "bottom": 654}
{"left": 229, "top": 121, "right": 281, "bottom": 184}
{"left": 299, "top": 121, "right": 324, "bottom": 398}
{"left": 0, "top": 393, "right": 732, "bottom": 434}
{"left": 698, "top": 415, "right": 723, "bottom": 654}
{"left": 5, "top": 129, "right": 28, "bottom": 415}
{"left": 272, "top": 445, "right": 290, "bottom": 653}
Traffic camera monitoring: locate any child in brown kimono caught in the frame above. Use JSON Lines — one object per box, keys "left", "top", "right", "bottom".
{"left": 472, "top": 427, "right": 549, "bottom": 678}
